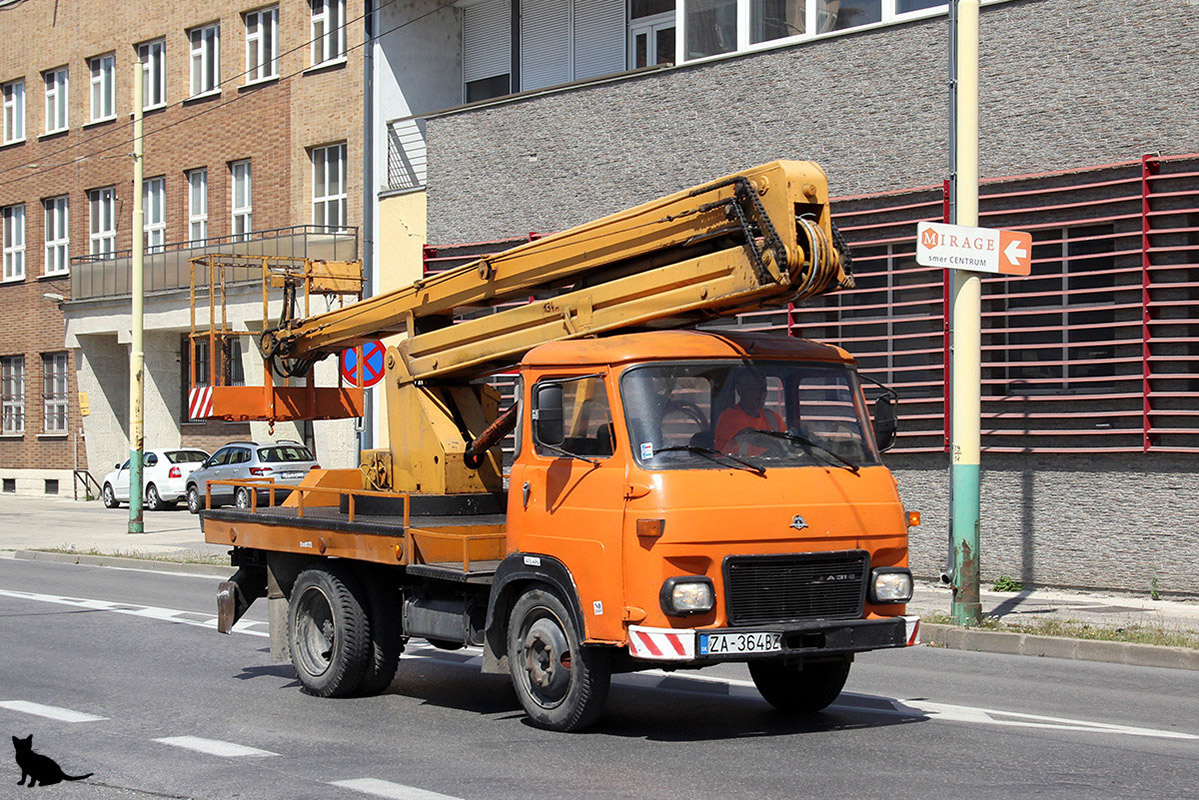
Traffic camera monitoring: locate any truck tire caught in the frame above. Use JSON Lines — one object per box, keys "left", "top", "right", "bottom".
{"left": 748, "top": 657, "right": 851, "bottom": 714}
{"left": 287, "top": 563, "right": 371, "bottom": 698}
{"left": 507, "top": 587, "right": 610, "bottom": 732}
{"left": 356, "top": 578, "right": 402, "bottom": 696}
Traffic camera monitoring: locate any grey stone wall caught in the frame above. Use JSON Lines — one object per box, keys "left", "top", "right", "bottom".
{"left": 892, "top": 453, "right": 1199, "bottom": 596}
{"left": 425, "top": 0, "right": 1199, "bottom": 242}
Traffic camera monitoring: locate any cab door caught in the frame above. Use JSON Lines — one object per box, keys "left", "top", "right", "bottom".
{"left": 507, "top": 372, "right": 628, "bottom": 643}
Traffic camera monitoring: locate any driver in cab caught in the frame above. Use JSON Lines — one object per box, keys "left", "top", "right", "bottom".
{"left": 714, "top": 370, "right": 784, "bottom": 457}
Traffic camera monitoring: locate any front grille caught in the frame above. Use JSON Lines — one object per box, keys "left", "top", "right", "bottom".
{"left": 724, "top": 551, "right": 868, "bottom": 626}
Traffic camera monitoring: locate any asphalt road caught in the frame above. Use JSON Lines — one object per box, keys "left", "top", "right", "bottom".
{"left": 1, "top": 558, "right": 1196, "bottom": 800}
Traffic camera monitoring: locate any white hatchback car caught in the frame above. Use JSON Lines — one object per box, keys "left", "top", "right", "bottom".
{"left": 102, "top": 448, "right": 211, "bottom": 510}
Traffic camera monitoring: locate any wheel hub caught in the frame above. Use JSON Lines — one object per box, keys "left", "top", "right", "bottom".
{"left": 521, "top": 617, "right": 571, "bottom": 705}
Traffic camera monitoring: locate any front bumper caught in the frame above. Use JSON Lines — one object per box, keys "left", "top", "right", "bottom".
{"left": 628, "top": 615, "right": 920, "bottom": 662}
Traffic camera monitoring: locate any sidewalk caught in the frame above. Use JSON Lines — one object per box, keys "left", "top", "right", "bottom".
{"left": 1, "top": 494, "right": 1196, "bottom": 668}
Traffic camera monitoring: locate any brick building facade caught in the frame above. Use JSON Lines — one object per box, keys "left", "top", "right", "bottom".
{"left": 0, "top": 0, "right": 364, "bottom": 496}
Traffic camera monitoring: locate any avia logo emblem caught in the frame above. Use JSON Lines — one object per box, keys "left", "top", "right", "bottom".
{"left": 812, "top": 573, "right": 857, "bottom": 584}
{"left": 920, "top": 227, "right": 941, "bottom": 250}
{"left": 790, "top": 515, "right": 808, "bottom": 531}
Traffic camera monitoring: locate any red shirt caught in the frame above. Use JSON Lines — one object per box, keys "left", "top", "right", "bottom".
{"left": 714, "top": 405, "right": 784, "bottom": 455}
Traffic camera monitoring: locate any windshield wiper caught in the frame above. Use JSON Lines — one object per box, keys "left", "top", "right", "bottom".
{"left": 757, "top": 430, "right": 860, "bottom": 473}
{"left": 653, "top": 445, "right": 765, "bottom": 476}
{"left": 540, "top": 442, "right": 601, "bottom": 465}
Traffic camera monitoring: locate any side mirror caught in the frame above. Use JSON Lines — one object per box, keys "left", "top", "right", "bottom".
{"left": 115, "top": 462, "right": 122, "bottom": 470}
{"left": 872, "top": 394, "right": 898, "bottom": 452}
{"left": 533, "top": 383, "right": 565, "bottom": 447}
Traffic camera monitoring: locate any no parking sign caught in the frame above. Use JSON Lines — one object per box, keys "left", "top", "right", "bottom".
{"left": 340, "top": 340, "right": 386, "bottom": 388}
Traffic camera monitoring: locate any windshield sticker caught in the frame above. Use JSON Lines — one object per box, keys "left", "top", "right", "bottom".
{"left": 640, "top": 442, "right": 654, "bottom": 459}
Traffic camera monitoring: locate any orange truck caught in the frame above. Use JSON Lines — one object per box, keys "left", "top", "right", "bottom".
{"left": 197, "top": 161, "right": 920, "bottom": 731}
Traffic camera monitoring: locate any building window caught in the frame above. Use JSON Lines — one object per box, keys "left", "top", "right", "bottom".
{"left": 189, "top": 23, "right": 221, "bottom": 96}
{"left": 310, "top": 0, "right": 346, "bottom": 65}
{"left": 89, "top": 54, "right": 116, "bottom": 122}
{"left": 88, "top": 187, "right": 116, "bottom": 256}
{"left": 751, "top": 0, "right": 805, "bottom": 43}
{"left": 2, "top": 79, "right": 24, "bottom": 144}
{"left": 2, "top": 204, "right": 24, "bottom": 281}
{"left": 43, "top": 67, "right": 68, "bottom": 133}
{"left": 1, "top": 356, "right": 24, "bottom": 435}
{"left": 144, "top": 177, "right": 166, "bottom": 253}
{"left": 311, "top": 143, "right": 346, "bottom": 230}
{"left": 231, "top": 160, "right": 252, "bottom": 240}
{"left": 137, "top": 39, "right": 166, "bottom": 110}
{"left": 246, "top": 7, "right": 280, "bottom": 82}
{"left": 519, "top": 0, "right": 627, "bottom": 92}
{"left": 43, "top": 196, "right": 69, "bottom": 276}
{"left": 42, "top": 352, "right": 68, "bottom": 434}
{"left": 630, "top": 1, "right": 676, "bottom": 68}
{"left": 462, "top": 0, "right": 511, "bottom": 102}
{"left": 187, "top": 168, "right": 208, "bottom": 243}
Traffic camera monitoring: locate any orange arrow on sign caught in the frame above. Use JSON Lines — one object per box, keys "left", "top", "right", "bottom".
{"left": 998, "top": 230, "right": 1032, "bottom": 276}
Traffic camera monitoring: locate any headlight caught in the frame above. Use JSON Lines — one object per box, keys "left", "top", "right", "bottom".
{"left": 870, "top": 568, "right": 913, "bottom": 603}
{"left": 660, "top": 576, "right": 715, "bottom": 616}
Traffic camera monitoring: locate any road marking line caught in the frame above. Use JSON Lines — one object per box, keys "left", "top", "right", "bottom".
{"left": 153, "top": 736, "right": 277, "bottom": 757}
{"left": 0, "top": 588, "right": 268, "bottom": 637}
{"left": 0, "top": 700, "right": 106, "bottom": 723}
{"left": 890, "top": 699, "right": 1199, "bottom": 740}
{"left": 330, "top": 778, "right": 466, "bottom": 800}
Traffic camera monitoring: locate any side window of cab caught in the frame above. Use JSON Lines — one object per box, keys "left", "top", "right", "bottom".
{"left": 531, "top": 374, "right": 615, "bottom": 459}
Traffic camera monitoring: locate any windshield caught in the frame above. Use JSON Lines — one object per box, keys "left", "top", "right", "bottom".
{"left": 620, "top": 360, "right": 881, "bottom": 471}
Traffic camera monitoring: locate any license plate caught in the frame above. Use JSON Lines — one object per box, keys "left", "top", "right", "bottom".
{"left": 280, "top": 471, "right": 303, "bottom": 480}
{"left": 698, "top": 631, "right": 782, "bottom": 656}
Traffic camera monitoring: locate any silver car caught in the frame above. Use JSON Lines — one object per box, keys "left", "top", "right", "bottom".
{"left": 186, "top": 440, "right": 319, "bottom": 513}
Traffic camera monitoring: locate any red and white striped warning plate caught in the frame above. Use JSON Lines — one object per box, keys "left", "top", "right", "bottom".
{"left": 628, "top": 625, "right": 695, "bottom": 661}
{"left": 904, "top": 615, "right": 921, "bottom": 646}
{"left": 188, "top": 386, "right": 213, "bottom": 419}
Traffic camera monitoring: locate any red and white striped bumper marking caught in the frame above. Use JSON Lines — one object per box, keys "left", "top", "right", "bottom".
{"left": 904, "top": 615, "right": 921, "bottom": 646}
{"left": 628, "top": 625, "right": 695, "bottom": 661}
{"left": 188, "top": 386, "right": 213, "bottom": 419}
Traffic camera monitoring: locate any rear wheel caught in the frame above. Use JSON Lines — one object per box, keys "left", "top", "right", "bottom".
{"left": 356, "top": 577, "right": 403, "bottom": 696}
{"left": 146, "top": 483, "right": 165, "bottom": 511}
{"left": 102, "top": 483, "right": 118, "bottom": 509}
{"left": 507, "top": 588, "right": 610, "bottom": 732}
{"left": 748, "top": 657, "right": 851, "bottom": 714}
{"left": 288, "top": 563, "right": 371, "bottom": 698}
{"left": 234, "top": 487, "right": 252, "bottom": 509}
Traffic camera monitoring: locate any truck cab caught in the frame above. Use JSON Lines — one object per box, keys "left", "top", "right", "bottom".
{"left": 492, "top": 330, "right": 917, "bottom": 727}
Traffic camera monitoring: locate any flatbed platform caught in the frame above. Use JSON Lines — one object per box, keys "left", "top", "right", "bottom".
{"left": 202, "top": 506, "right": 507, "bottom": 535}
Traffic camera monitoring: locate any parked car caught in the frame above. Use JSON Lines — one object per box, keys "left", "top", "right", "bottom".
{"left": 186, "top": 441, "right": 320, "bottom": 513}
{"left": 102, "top": 449, "right": 212, "bottom": 510}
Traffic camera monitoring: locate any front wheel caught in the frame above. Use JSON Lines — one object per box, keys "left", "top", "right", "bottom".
{"left": 748, "top": 657, "right": 851, "bottom": 714}
{"left": 186, "top": 486, "right": 202, "bottom": 514}
{"left": 507, "top": 588, "right": 610, "bottom": 732}
{"left": 102, "top": 483, "right": 118, "bottom": 509}
{"left": 288, "top": 563, "right": 371, "bottom": 698}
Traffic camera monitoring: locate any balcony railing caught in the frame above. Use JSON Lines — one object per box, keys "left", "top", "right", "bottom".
{"left": 69, "top": 225, "right": 359, "bottom": 301}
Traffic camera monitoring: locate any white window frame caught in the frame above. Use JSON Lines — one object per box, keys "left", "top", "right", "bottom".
{"left": 678, "top": 0, "right": 948, "bottom": 63}
{"left": 88, "top": 53, "right": 116, "bottom": 123}
{"left": 43, "top": 196, "right": 69, "bottom": 276}
{"left": 2, "top": 204, "right": 24, "bottom": 282}
{"left": 137, "top": 39, "right": 166, "bottom": 110}
{"left": 245, "top": 6, "right": 280, "bottom": 83}
{"left": 42, "top": 352, "right": 68, "bottom": 434}
{"left": 144, "top": 177, "right": 166, "bottom": 253}
{"left": 189, "top": 23, "right": 221, "bottom": 97}
{"left": 311, "top": 143, "right": 347, "bottom": 231}
{"left": 187, "top": 168, "right": 208, "bottom": 244}
{"left": 2, "top": 79, "right": 24, "bottom": 144}
{"left": 629, "top": 11, "right": 676, "bottom": 69}
{"left": 88, "top": 187, "right": 116, "bottom": 256}
{"left": 231, "top": 160, "right": 252, "bottom": 240}
{"left": 1, "top": 355, "right": 25, "bottom": 435}
{"left": 43, "top": 67, "right": 68, "bottom": 134}
{"left": 310, "top": 0, "right": 346, "bottom": 65}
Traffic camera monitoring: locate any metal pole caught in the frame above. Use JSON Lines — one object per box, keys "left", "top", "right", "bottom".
{"left": 128, "top": 58, "right": 145, "bottom": 534}
{"left": 949, "top": 0, "right": 981, "bottom": 624}
{"left": 360, "top": 0, "right": 375, "bottom": 457}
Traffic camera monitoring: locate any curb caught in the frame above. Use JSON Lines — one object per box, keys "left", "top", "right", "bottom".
{"left": 922, "top": 622, "right": 1199, "bottom": 671}
{"left": 14, "top": 549, "right": 232, "bottom": 578}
